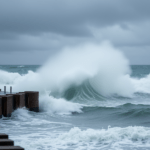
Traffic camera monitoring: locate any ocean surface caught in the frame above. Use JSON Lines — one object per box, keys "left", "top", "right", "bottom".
{"left": 0, "top": 62, "right": 150, "bottom": 149}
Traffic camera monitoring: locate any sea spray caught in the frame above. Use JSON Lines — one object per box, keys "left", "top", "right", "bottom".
{"left": 39, "top": 93, "right": 83, "bottom": 114}
{"left": 1, "top": 42, "right": 135, "bottom": 97}
{"left": 38, "top": 42, "right": 134, "bottom": 97}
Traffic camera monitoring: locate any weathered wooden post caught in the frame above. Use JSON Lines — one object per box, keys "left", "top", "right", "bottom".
{"left": 10, "top": 86, "right": 12, "bottom": 94}
{"left": 7, "top": 93, "right": 25, "bottom": 110}
{"left": 4, "top": 86, "right": 6, "bottom": 94}
{"left": 0, "top": 95, "right": 13, "bottom": 117}
{"left": 0, "top": 97, "right": 2, "bottom": 118}
{"left": 0, "top": 134, "right": 8, "bottom": 139}
{"left": 0, "top": 139, "right": 14, "bottom": 146}
{"left": 24, "top": 91, "right": 39, "bottom": 112}
{"left": 14, "top": 93, "right": 25, "bottom": 109}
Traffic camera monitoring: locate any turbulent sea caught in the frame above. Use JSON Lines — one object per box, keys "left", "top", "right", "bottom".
{"left": 0, "top": 47, "right": 150, "bottom": 150}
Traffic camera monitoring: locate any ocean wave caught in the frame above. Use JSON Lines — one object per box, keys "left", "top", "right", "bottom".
{"left": 59, "top": 126, "right": 150, "bottom": 143}
{"left": 11, "top": 126, "right": 150, "bottom": 150}
{"left": 0, "top": 43, "right": 150, "bottom": 115}
{"left": 82, "top": 103, "right": 150, "bottom": 114}
{"left": 39, "top": 93, "right": 83, "bottom": 115}
{"left": 18, "top": 65, "right": 24, "bottom": 68}
{"left": 131, "top": 74, "right": 150, "bottom": 94}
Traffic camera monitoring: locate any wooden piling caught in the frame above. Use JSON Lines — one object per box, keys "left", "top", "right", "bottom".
{"left": 24, "top": 91, "right": 39, "bottom": 112}
{"left": 7, "top": 93, "right": 25, "bottom": 110}
{"left": 0, "top": 95, "right": 13, "bottom": 117}
{"left": 0, "top": 97, "right": 2, "bottom": 118}
{"left": 0, "top": 90, "right": 39, "bottom": 118}
{"left": 0, "top": 134, "right": 8, "bottom": 139}
{"left": 15, "top": 93, "right": 25, "bottom": 109}
{"left": 0, "top": 139, "right": 14, "bottom": 146}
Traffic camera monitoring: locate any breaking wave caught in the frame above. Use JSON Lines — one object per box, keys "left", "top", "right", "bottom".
{"left": 0, "top": 42, "right": 150, "bottom": 114}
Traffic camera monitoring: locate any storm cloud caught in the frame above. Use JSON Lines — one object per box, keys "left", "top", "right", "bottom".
{"left": 0, "top": 0, "right": 150, "bottom": 64}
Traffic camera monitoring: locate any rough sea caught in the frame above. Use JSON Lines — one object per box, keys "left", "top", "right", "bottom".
{"left": 0, "top": 47, "right": 150, "bottom": 150}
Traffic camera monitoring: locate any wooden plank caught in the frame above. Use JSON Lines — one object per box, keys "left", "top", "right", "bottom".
{"left": 0, "top": 139, "right": 14, "bottom": 146}
{"left": 0, "top": 98, "right": 2, "bottom": 118}
{"left": 0, "top": 95, "right": 13, "bottom": 117}
{"left": 0, "top": 134, "right": 8, "bottom": 139}
{"left": 0, "top": 146, "right": 24, "bottom": 150}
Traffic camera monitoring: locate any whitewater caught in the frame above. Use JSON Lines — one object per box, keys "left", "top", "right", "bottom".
{"left": 1, "top": 42, "right": 150, "bottom": 150}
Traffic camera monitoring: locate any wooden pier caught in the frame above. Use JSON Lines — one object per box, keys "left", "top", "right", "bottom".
{"left": 0, "top": 87, "right": 39, "bottom": 118}
{"left": 0, "top": 133, "right": 24, "bottom": 150}
{"left": 0, "top": 87, "right": 39, "bottom": 149}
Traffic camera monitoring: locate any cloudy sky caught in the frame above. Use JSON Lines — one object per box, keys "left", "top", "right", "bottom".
{"left": 0, "top": 0, "right": 150, "bottom": 65}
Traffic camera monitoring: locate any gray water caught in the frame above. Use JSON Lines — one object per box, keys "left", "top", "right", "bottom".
{"left": 0, "top": 65, "right": 150, "bottom": 150}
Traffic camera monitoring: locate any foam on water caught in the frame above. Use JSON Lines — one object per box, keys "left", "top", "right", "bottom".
{"left": 39, "top": 93, "right": 83, "bottom": 115}
{"left": 11, "top": 108, "right": 31, "bottom": 121}
{"left": 6, "top": 126, "right": 150, "bottom": 150}
{"left": 131, "top": 74, "right": 150, "bottom": 94}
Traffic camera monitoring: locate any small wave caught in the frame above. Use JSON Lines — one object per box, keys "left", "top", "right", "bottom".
{"left": 11, "top": 108, "right": 31, "bottom": 121}
{"left": 18, "top": 65, "right": 24, "bottom": 68}
{"left": 50, "top": 126, "right": 150, "bottom": 149}
{"left": 7, "top": 126, "right": 150, "bottom": 150}
{"left": 80, "top": 103, "right": 150, "bottom": 126}
{"left": 59, "top": 126, "right": 150, "bottom": 142}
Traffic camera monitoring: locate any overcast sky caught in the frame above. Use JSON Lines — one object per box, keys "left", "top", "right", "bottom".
{"left": 0, "top": 0, "right": 150, "bottom": 65}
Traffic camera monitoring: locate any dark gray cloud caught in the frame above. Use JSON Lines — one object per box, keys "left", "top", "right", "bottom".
{"left": 1, "top": 0, "right": 150, "bottom": 36}
{"left": 0, "top": 0, "right": 150, "bottom": 64}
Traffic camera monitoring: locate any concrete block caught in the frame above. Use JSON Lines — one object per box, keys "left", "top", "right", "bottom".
{"left": 0, "top": 95, "right": 13, "bottom": 117}
{"left": 0, "top": 139, "right": 14, "bottom": 146}
{"left": 0, "top": 146, "right": 24, "bottom": 150}
{"left": 24, "top": 91, "right": 39, "bottom": 112}
{"left": 0, "top": 134, "right": 8, "bottom": 139}
{"left": 0, "top": 97, "right": 2, "bottom": 118}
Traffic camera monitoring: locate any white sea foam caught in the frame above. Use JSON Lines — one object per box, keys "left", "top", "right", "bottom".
{"left": 8, "top": 126, "right": 150, "bottom": 150}
{"left": 11, "top": 108, "right": 31, "bottom": 121}
{"left": 131, "top": 74, "right": 150, "bottom": 94}
{"left": 18, "top": 65, "right": 24, "bottom": 68}
{"left": 39, "top": 93, "right": 83, "bottom": 114}
{"left": 0, "top": 69, "right": 21, "bottom": 85}
{"left": 59, "top": 126, "right": 150, "bottom": 143}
